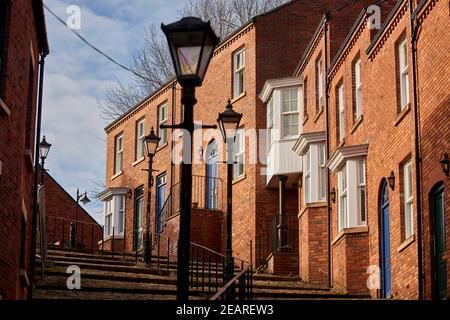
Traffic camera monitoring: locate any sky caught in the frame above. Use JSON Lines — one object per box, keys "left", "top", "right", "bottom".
{"left": 42, "top": 0, "right": 186, "bottom": 223}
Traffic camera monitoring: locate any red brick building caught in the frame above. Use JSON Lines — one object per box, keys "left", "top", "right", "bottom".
{"left": 100, "top": 0, "right": 364, "bottom": 268}
{"left": 0, "top": 0, "right": 48, "bottom": 300}
{"left": 285, "top": 0, "right": 448, "bottom": 299}
{"left": 41, "top": 171, "right": 103, "bottom": 252}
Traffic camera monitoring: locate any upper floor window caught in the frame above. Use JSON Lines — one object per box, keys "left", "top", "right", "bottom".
{"left": 136, "top": 118, "right": 145, "bottom": 160}
{"left": 403, "top": 161, "right": 414, "bottom": 238}
{"left": 398, "top": 38, "right": 409, "bottom": 110}
{"left": 354, "top": 58, "right": 362, "bottom": 121}
{"left": 281, "top": 88, "right": 299, "bottom": 138}
{"left": 338, "top": 159, "right": 367, "bottom": 232}
{"left": 114, "top": 133, "right": 123, "bottom": 174}
{"left": 0, "top": 0, "right": 9, "bottom": 95}
{"left": 233, "top": 48, "right": 245, "bottom": 98}
{"left": 158, "top": 103, "right": 168, "bottom": 145}
{"left": 316, "top": 57, "right": 323, "bottom": 113}
{"left": 233, "top": 128, "right": 245, "bottom": 179}
{"left": 338, "top": 84, "right": 345, "bottom": 142}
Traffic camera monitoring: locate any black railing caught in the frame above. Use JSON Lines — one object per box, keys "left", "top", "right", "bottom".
{"left": 210, "top": 264, "right": 253, "bottom": 301}
{"left": 255, "top": 214, "right": 298, "bottom": 269}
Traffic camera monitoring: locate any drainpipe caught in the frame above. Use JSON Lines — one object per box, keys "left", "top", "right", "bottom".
{"left": 28, "top": 52, "right": 47, "bottom": 300}
{"left": 408, "top": 0, "right": 423, "bottom": 300}
{"left": 323, "top": 14, "right": 332, "bottom": 289}
{"left": 170, "top": 82, "right": 176, "bottom": 206}
{"left": 277, "top": 175, "right": 288, "bottom": 251}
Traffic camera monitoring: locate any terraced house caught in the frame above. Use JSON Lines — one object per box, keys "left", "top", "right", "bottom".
{"left": 97, "top": 0, "right": 448, "bottom": 300}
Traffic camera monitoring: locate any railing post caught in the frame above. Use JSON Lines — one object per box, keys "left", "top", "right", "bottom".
{"left": 112, "top": 227, "right": 115, "bottom": 258}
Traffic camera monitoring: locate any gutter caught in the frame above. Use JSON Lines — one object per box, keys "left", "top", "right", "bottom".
{"left": 408, "top": 0, "right": 423, "bottom": 300}
{"left": 323, "top": 14, "right": 332, "bottom": 289}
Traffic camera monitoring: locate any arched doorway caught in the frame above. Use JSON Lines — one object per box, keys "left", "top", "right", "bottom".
{"left": 430, "top": 182, "right": 446, "bottom": 300}
{"left": 205, "top": 140, "right": 219, "bottom": 210}
{"left": 380, "top": 180, "right": 392, "bottom": 298}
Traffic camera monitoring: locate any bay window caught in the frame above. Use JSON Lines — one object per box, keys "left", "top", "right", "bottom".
{"left": 338, "top": 164, "right": 348, "bottom": 232}
{"left": 304, "top": 149, "right": 311, "bottom": 204}
{"left": 357, "top": 160, "right": 366, "bottom": 225}
{"left": 267, "top": 97, "right": 273, "bottom": 151}
{"left": 302, "top": 142, "right": 326, "bottom": 205}
{"left": 105, "top": 199, "right": 113, "bottom": 236}
{"left": 319, "top": 144, "right": 326, "bottom": 201}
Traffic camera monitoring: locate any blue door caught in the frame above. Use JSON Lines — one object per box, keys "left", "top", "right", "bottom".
{"left": 380, "top": 182, "right": 392, "bottom": 298}
{"left": 155, "top": 174, "right": 166, "bottom": 235}
{"left": 206, "top": 141, "right": 219, "bottom": 210}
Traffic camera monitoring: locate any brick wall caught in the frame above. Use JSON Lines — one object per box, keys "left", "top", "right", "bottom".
{"left": 0, "top": 0, "right": 47, "bottom": 300}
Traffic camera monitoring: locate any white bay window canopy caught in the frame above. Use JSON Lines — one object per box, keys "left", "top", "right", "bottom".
{"left": 97, "top": 187, "right": 128, "bottom": 237}
{"left": 293, "top": 131, "right": 326, "bottom": 205}
{"left": 259, "top": 77, "right": 303, "bottom": 188}
{"left": 328, "top": 144, "right": 368, "bottom": 231}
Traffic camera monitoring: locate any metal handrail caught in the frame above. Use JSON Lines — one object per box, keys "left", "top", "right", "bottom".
{"left": 210, "top": 265, "right": 253, "bottom": 300}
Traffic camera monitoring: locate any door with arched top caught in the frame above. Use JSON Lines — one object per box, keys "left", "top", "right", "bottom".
{"left": 205, "top": 140, "right": 219, "bottom": 210}
{"left": 380, "top": 181, "right": 392, "bottom": 298}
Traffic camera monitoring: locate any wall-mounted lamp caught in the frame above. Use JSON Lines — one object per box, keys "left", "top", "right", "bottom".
{"left": 440, "top": 153, "right": 449, "bottom": 177}
{"left": 330, "top": 187, "right": 336, "bottom": 203}
{"left": 127, "top": 188, "right": 133, "bottom": 199}
{"left": 388, "top": 171, "right": 395, "bottom": 190}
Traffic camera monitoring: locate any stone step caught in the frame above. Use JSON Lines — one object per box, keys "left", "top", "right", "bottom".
{"left": 251, "top": 287, "right": 369, "bottom": 300}
{"left": 47, "top": 255, "right": 138, "bottom": 267}
{"left": 251, "top": 280, "right": 330, "bottom": 291}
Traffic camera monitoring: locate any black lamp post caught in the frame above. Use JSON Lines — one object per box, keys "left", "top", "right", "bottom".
{"left": 218, "top": 99, "right": 242, "bottom": 300}
{"left": 71, "top": 189, "right": 91, "bottom": 248}
{"left": 39, "top": 136, "right": 51, "bottom": 185}
{"left": 143, "top": 127, "right": 160, "bottom": 266}
{"left": 162, "top": 17, "right": 219, "bottom": 301}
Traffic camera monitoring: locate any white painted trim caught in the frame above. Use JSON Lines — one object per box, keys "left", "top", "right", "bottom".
{"left": 259, "top": 77, "right": 302, "bottom": 103}
{"left": 97, "top": 187, "right": 128, "bottom": 201}
{"left": 328, "top": 144, "right": 369, "bottom": 172}
{"left": 292, "top": 131, "right": 326, "bottom": 156}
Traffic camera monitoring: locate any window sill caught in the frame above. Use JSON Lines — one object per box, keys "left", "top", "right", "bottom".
{"left": 98, "top": 234, "right": 125, "bottom": 244}
{"left": 0, "top": 98, "right": 11, "bottom": 117}
{"left": 231, "top": 91, "right": 246, "bottom": 104}
{"left": 232, "top": 174, "right": 246, "bottom": 185}
{"left": 397, "top": 234, "right": 415, "bottom": 253}
{"left": 314, "top": 108, "right": 323, "bottom": 123}
{"left": 111, "top": 171, "right": 123, "bottom": 181}
{"left": 132, "top": 157, "right": 145, "bottom": 167}
{"left": 157, "top": 142, "right": 168, "bottom": 152}
{"left": 394, "top": 103, "right": 411, "bottom": 127}
{"left": 302, "top": 114, "right": 309, "bottom": 126}
{"left": 299, "top": 201, "right": 327, "bottom": 219}
{"left": 351, "top": 116, "right": 363, "bottom": 134}
{"left": 332, "top": 225, "right": 369, "bottom": 246}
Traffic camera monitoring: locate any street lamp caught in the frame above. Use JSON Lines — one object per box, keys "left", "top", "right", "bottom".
{"left": 218, "top": 99, "right": 242, "bottom": 300}
{"left": 39, "top": 136, "right": 51, "bottom": 185}
{"left": 162, "top": 17, "right": 219, "bottom": 301}
{"left": 143, "top": 127, "right": 160, "bottom": 266}
{"left": 71, "top": 189, "right": 91, "bottom": 248}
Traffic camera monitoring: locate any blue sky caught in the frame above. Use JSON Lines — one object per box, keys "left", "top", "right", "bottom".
{"left": 42, "top": 0, "right": 186, "bottom": 222}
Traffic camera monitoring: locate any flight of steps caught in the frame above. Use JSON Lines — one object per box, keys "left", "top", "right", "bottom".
{"left": 33, "top": 247, "right": 368, "bottom": 300}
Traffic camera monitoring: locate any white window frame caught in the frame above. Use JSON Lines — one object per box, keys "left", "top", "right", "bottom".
{"left": 233, "top": 128, "right": 245, "bottom": 179}
{"left": 233, "top": 48, "right": 245, "bottom": 98}
{"left": 115, "top": 134, "right": 123, "bottom": 174}
{"left": 357, "top": 159, "right": 366, "bottom": 225}
{"left": 118, "top": 195, "right": 125, "bottom": 234}
{"left": 304, "top": 149, "right": 311, "bottom": 205}
{"left": 105, "top": 200, "right": 113, "bottom": 237}
{"left": 398, "top": 38, "right": 409, "bottom": 110}
{"left": 136, "top": 119, "right": 145, "bottom": 160}
{"left": 319, "top": 144, "right": 326, "bottom": 201}
{"left": 404, "top": 161, "right": 414, "bottom": 238}
{"left": 338, "top": 164, "right": 348, "bottom": 232}
{"left": 338, "top": 84, "right": 345, "bottom": 142}
{"left": 354, "top": 59, "right": 362, "bottom": 120}
{"left": 316, "top": 57, "right": 323, "bottom": 112}
{"left": 267, "top": 97, "right": 274, "bottom": 151}
{"left": 281, "top": 88, "right": 299, "bottom": 139}
{"left": 158, "top": 103, "right": 168, "bottom": 145}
